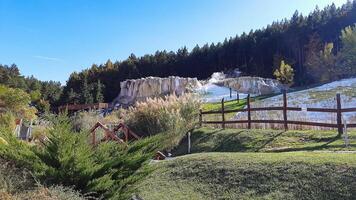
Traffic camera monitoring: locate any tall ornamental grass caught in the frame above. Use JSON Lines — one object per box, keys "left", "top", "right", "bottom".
{"left": 122, "top": 94, "right": 201, "bottom": 137}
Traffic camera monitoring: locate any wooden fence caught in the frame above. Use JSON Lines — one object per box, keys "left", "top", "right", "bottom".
{"left": 199, "top": 92, "right": 356, "bottom": 135}
{"left": 58, "top": 102, "right": 108, "bottom": 113}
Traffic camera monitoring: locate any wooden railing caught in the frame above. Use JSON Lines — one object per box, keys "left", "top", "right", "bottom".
{"left": 199, "top": 92, "right": 356, "bottom": 135}
{"left": 58, "top": 103, "right": 109, "bottom": 112}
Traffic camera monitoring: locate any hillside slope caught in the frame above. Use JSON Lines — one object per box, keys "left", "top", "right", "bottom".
{"left": 172, "top": 128, "right": 356, "bottom": 156}
{"left": 136, "top": 152, "right": 356, "bottom": 200}
{"left": 135, "top": 128, "right": 356, "bottom": 200}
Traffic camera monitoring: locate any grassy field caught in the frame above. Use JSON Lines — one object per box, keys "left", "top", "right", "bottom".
{"left": 136, "top": 152, "right": 356, "bottom": 200}
{"left": 172, "top": 128, "right": 356, "bottom": 155}
{"left": 133, "top": 127, "right": 356, "bottom": 199}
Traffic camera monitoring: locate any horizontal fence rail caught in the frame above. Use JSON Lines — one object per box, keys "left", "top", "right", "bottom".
{"left": 199, "top": 92, "right": 356, "bottom": 135}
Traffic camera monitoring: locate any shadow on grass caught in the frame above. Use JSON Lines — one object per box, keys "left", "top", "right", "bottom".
{"left": 255, "top": 131, "right": 286, "bottom": 152}
{"left": 268, "top": 135, "right": 343, "bottom": 152}
{"left": 211, "top": 130, "right": 246, "bottom": 152}
{"left": 173, "top": 128, "right": 348, "bottom": 155}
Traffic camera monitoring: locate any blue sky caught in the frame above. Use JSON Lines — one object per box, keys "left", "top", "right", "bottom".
{"left": 0, "top": 0, "right": 347, "bottom": 84}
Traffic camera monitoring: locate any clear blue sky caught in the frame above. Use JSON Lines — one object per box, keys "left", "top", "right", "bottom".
{"left": 0, "top": 0, "right": 347, "bottom": 84}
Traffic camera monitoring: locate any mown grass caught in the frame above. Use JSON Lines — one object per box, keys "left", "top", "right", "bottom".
{"left": 136, "top": 152, "right": 356, "bottom": 200}
{"left": 172, "top": 127, "right": 356, "bottom": 155}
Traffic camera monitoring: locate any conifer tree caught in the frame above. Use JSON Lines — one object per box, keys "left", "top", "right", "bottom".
{"left": 94, "top": 80, "right": 104, "bottom": 103}
{"left": 68, "top": 88, "right": 79, "bottom": 104}
{"left": 82, "top": 78, "right": 93, "bottom": 104}
{"left": 337, "top": 25, "right": 356, "bottom": 76}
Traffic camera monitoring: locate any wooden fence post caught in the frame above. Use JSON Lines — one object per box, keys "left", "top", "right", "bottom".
{"left": 283, "top": 90, "right": 288, "bottom": 131}
{"left": 91, "top": 131, "right": 96, "bottom": 145}
{"left": 237, "top": 92, "right": 239, "bottom": 103}
{"left": 229, "top": 88, "right": 232, "bottom": 98}
{"left": 187, "top": 131, "right": 191, "bottom": 154}
{"left": 125, "top": 129, "right": 129, "bottom": 142}
{"left": 199, "top": 109, "right": 202, "bottom": 127}
{"left": 247, "top": 94, "right": 251, "bottom": 129}
{"left": 221, "top": 98, "right": 225, "bottom": 129}
{"left": 336, "top": 93, "right": 343, "bottom": 136}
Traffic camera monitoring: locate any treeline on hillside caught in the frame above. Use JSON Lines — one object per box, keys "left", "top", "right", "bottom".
{"left": 59, "top": 1, "right": 356, "bottom": 105}
{"left": 0, "top": 64, "right": 62, "bottom": 112}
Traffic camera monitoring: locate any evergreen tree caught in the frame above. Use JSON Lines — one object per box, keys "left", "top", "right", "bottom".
{"left": 337, "top": 25, "right": 356, "bottom": 76}
{"left": 94, "top": 80, "right": 104, "bottom": 103}
{"left": 68, "top": 88, "right": 79, "bottom": 104}
{"left": 82, "top": 77, "right": 93, "bottom": 104}
{"left": 304, "top": 33, "right": 324, "bottom": 83}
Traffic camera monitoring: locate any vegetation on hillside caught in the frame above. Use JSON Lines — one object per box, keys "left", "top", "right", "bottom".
{"left": 0, "top": 85, "right": 37, "bottom": 129}
{"left": 2, "top": 2, "right": 356, "bottom": 107}
{"left": 0, "top": 157, "right": 87, "bottom": 200}
{"left": 0, "top": 64, "right": 62, "bottom": 111}
{"left": 273, "top": 60, "right": 294, "bottom": 87}
{"left": 58, "top": 1, "right": 356, "bottom": 104}
{"left": 0, "top": 94, "right": 200, "bottom": 199}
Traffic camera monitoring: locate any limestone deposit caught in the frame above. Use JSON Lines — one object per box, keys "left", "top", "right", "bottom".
{"left": 215, "top": 76, "right": 283, "bottom": 95}
{"left": 114, "top": 76, "right": 201, "bottom": 105}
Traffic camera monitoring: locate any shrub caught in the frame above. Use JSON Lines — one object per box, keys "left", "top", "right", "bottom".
{"left": 71, "top": 111, "right": 102, "bottom": 131}
{"left": 71, "top": 111, "right": 120, "bottom": 132}
{"left": 123, "top": 94, "right": 201, "bottom": 136}
{"left": 0, "top": 127, "right": 39, "bottom": 169}
{"left": 0, "top": 85, "right": 37, "bottom": 121}
{"left": 32, "top": 115, "right": 103, "bottom": 193}
{"left": 0, "top": 156, "right": 88, "bottom": 200}
{"left": 21, "top": 186, "right": 90, "bottom": 200}
{"left": 31, "top": 125, "right": 50, "bottom": 142}
{"left": 0, "top": 157, "right": 35, "bottom": 196}
{"left": 0, "top": 112, "right": 16, "bottom": 130}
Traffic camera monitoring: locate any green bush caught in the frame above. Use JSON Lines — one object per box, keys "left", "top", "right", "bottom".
{"left": 71, "top": 110, "right": 121, "bottom": 132}
{"left": 32, "top": 115, "right": 103, "bottom": 193}
{"left": 29, "top": 114, "right": 170, "bottom": 199}
{"left": 0, "top": 84, "right": 37, "bottom": 121}
{"left": 0, "top": 127, "right": 39, "bottom": 169}
{"left": 0, "top": 112, "right": 16, "bottom": 130}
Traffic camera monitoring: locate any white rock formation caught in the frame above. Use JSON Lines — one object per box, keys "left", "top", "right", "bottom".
{"left": 114, "top": 76, "right": 201, "bottom": 105}
{"left": 215, "top": 76, "right": 283, "bottom": 95}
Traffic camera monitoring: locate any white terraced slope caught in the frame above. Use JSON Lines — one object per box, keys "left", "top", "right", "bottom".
{"left": 196, "top": 72, "right": 248, "bottom": 102}
{"left": 233, "top": 77, "right": 356, "bottom": 129}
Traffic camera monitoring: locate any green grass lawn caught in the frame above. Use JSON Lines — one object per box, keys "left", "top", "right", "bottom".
{"left": 172, "top": 128, "right": 356, "bottom": 155}
{"left": 136, "top": 152, "right": 356, "bottom": 200}
{"left": 136, "top": 127, "right": 356, "bottom": 199}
